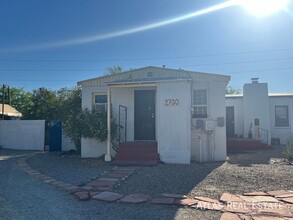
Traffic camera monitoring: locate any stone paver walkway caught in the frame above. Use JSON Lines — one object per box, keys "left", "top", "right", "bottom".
{"left": 17, "top": 154, "right": 293, "bottom": 220}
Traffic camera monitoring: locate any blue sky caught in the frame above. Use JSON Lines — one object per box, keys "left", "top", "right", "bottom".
{"left": 0, "top": 0, "right": 293, "bottom": 92}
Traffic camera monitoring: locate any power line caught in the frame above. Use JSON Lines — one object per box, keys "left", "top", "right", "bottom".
{"left": 227, "top": 66, "right": 293, "bottom": 74}
{"left": 1, "top": 66, "right": 293, "bottom": 82}
{"left": 0, "top": 56, "right": 292, "bottom": 72}
{"left": 0, "top": 48, "right": 293, "bottom": 62}
{"left": 176, "top": 57, "right": 293, "bottom": 68}
{"left": 0, "top": 79, "right": 77, "bottom": 82}
{"left": 1, "top": 37, "right": 291, "bottom": 55}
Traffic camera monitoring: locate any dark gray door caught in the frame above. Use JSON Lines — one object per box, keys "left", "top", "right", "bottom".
{"left": 134, "top": 90, "right": 155, "bottom": 140}
{"left": 226, "top": 106, "right": 235, "bottom": 138}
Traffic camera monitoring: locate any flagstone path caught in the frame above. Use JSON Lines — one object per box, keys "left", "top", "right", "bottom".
{"left": 18, "top": 153, "right": 293, "bottom": 220}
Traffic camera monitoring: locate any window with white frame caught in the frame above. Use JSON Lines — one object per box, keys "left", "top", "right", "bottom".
{"left": 275, "top": 105, "right": 289, "bottom": 127}
{"left": 193, "top": 89, "right": 207, "bottom": 118}
{"left": 93, "top": 94, "right": 107, "bottom": 113}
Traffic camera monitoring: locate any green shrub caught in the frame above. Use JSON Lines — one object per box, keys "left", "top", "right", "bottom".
{"left": 283, "top": 140, "right": 293, "bottom": 160}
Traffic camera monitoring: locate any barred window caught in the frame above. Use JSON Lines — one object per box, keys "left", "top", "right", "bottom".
{"left": 193, "top": 89, "right": 207, "bottom": 118}
{"left": 275, "top": 105, "right": 289, "bottom": 127}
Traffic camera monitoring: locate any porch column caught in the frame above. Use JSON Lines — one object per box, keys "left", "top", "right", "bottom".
{"left": 105, "top": 87, "right": 111, "bottom": 162}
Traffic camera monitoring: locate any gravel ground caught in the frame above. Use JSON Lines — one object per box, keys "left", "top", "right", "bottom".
{"left": 0, "top": 149, "right": 220, "bottom": 220}
{"left": 27, "top": 152, "right": 113, "bottom": 186}
{"left": 1, "top": 146, "right": 292, "bottom": 220}
{"left": 116, "top": 145, "right": 293, "bottom": 199}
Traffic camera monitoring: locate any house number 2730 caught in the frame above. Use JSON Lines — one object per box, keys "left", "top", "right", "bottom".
{"left": 165, "top": 99, "right": 179, "bottom": 106}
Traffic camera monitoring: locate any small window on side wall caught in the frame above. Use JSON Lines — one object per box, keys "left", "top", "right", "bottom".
{"left": 275, "top": 105, "right": 289, "bottom": 127}
{"left": 193, "top": 89, "right": 207, "bottom": 118}
{"left": 94, "top": 94, "right": 107, "bottom": 113}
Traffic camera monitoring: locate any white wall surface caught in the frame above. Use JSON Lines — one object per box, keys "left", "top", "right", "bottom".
{"left": 243, "top": 83, "right": 271, "bottom": 144}
{"left": 0, "top": 120, "right": 45, "bottom": 150}
{"left": 191, "top": 81, "right": 227, "bottom": 162}
{"left": 82, "top": 86, "right": 107, "bottom": 109}
{"left": 62, "top": 134, "right": 76, "bottom": 151}
{"left": 81, "top": 138, "right": 107, "bottom": 158}
{"left": 208, "top": 81, "right": 227, "bottom": 161}
{"left": 157, "top": 81, "right": 191, "bottom": 164}
{"left": 81, "top": 79, "right": 228, "bottom": 163}
{"left": 81, "top": 86, "right": 108, "bottom": 158}
{"left": 269, "top": 96, "right": 293, "bottom": 144}
{"left": 225, "top": 97, "right": 244, "bottom": 137}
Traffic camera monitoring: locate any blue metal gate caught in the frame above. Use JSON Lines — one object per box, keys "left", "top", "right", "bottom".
{"left": 49, "top": 120, "right": 62, "bottom": 151}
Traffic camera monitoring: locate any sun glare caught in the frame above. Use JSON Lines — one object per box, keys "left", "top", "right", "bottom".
{"left": 238, "top": 0, "right": 289, "bottom": 16}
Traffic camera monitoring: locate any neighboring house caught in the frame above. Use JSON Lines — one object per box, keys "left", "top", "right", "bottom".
{"left": 225, "top": 78, "right": 293, "bottom": 145}
{"left": 0, "top": 104, "right": 22, "bottom": 120}
{"left": 77, "top": 66, "right": 230, "bottom": 164}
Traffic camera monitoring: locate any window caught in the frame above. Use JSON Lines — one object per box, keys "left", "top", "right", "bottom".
{"left": 275, "top": 105, "right": 289, "bottom": 127}
{"left": 93, "top": 94, "right": 107, "bottom": 113}
{"left": 193, "top": 89, "right": 207, "bottom": 118}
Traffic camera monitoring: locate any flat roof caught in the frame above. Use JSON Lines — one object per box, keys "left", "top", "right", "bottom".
{"left": 225, "top": 94, "right": 243, "bottom": 98}
{"left": 268, "top": 93, "right": 293, "bottom": 97}
{"left": 225, "top": 93, "right": 293, "bottom": 98}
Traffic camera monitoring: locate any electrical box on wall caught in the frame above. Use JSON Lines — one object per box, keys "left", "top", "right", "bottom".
{"left": 205, "top": 120, "right": 215, "bottom": 131}
{"left": 217, "top": 117, "right": 225, "bottom": 127}
{"left": 195, "top": 119, "right": 204, "bottom": 129}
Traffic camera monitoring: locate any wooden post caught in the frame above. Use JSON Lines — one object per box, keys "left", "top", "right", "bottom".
{"left": 8, "top": 86, "right": 11, "bottom": 106}
{"left": 105, "top": 87, "right": 112, "bottom": 162}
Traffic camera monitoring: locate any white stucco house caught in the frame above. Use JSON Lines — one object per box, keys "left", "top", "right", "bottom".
{"left": 226, "top": 78, "right": 293, "bottom": 146}
{"left": 77, "top": 66, "right": 230, "bottom": 164}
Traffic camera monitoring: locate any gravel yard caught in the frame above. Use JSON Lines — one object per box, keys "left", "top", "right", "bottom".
{"left": 0, "top": 149, "right": 220, "bottom": 220}
{"left": 1, "top": 146, "right": 292, "bottom": 220}
{"left": 116, "top": 145, "right": 293, "bottom": 199}
{"left": 27, "top": 152, "right": 112, "bottom": 186}
{"left": 26, "top": 146, "right": 293, "bottom": 200}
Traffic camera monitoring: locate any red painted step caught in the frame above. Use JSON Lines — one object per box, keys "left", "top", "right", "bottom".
{"left": 113, "top": 141, "right": 159, "bottom": 166}
{"left": 227, "top": 138, "right": 271, "bottom": 153}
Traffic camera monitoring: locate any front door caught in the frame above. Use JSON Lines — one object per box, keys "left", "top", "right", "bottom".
{"left": 134, "top": 90, "right": 156, "bottom": 140}
{"left": 226, "top": 106, "right": 235, "bottom": 138}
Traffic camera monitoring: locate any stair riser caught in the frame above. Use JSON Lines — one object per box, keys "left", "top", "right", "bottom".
{"left": 227, "top": 139, "right": 270, "bottom": 153}
{"left": 115, "top": 154, "right": 159, "bottom": 161}
{"left": 119, "top": 142, "right": 157, "bottom": 148}
{"left": 114, "top": 141, "right": 159, "bottom": 164}
{"left": 117, "top": 149, "right": 157, "bottom": 154}
{"left": 112, "top": 161, "right": 159, "bottom": 166}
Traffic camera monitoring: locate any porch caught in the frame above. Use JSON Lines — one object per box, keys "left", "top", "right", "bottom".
{"left": 104, "top": 77, "right": 192, "bottom": 164}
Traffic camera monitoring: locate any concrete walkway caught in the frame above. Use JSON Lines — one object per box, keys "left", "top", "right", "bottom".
{"left": 17, "top": 153, "right": 293, "bottom": 220}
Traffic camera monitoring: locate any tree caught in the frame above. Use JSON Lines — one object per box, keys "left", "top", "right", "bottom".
{"left": 80, "top": 109, "right": 117, "bottom": 142}
{"left": 0, "top": 86, "right": 33, "bottom": 118}
{"left": 9, "top": 88, "right": 33, "bottom": 117}
{"left": 26, "top": 87, "right": 58, "bottom": 120}
{"left": 56, "top": 87, "right": 82, "bottom": 121}
{"left": 60, "top": 87, "right": 82, "bottom": 153}
{"left": 225, "top": 86, "right": 242, "bottom": 94}
{"left": 104, "top": 65, "right": 123, "bottom": 75}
